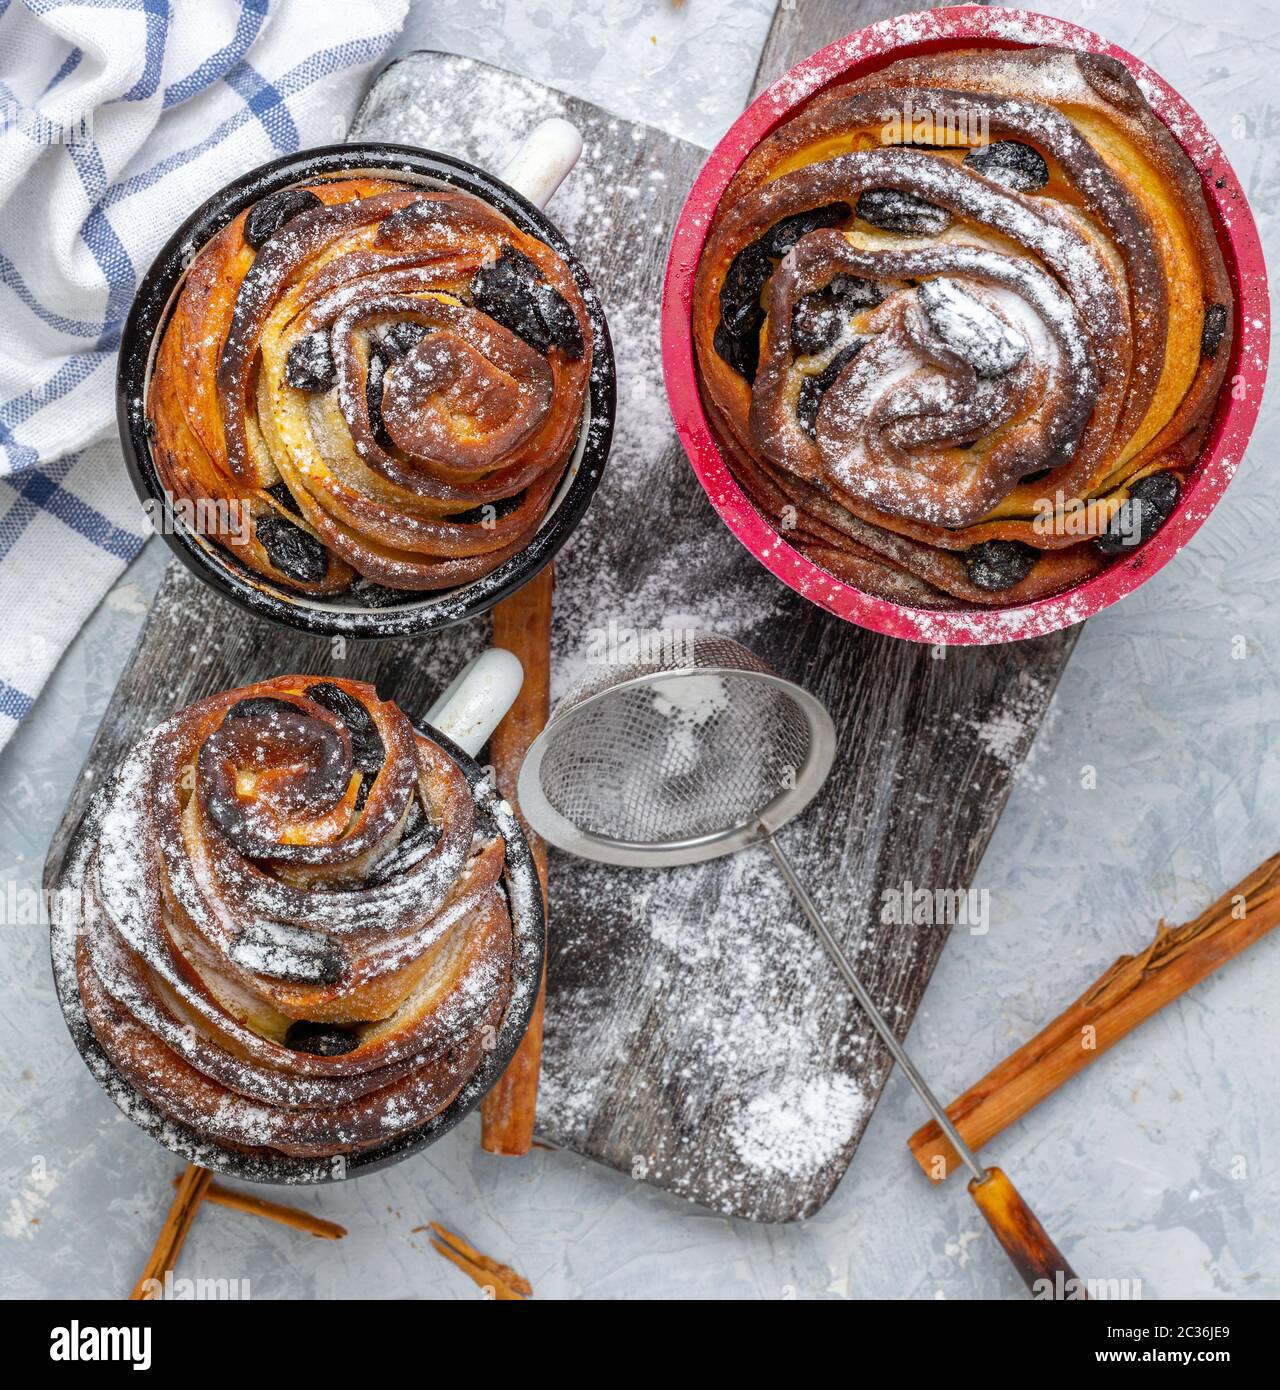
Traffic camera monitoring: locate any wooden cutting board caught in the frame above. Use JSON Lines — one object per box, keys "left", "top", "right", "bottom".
{"left": 46, "top": 2, "right": 1078, "bottom": 1222}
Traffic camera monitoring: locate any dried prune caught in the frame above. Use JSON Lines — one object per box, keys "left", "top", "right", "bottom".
{"left": 829, "top": 274, "right": 886, "bottom": 309}
{"left": 962, "top": 141, "right": 1049, "bottom": 193}
{"left": 714, "top": 244, "right": 770, "bottom": 380}
{"left": 796, "top": 341, "right": 866, "bottom": 438}
{"left": 714, "top": 320, "right": 760, "bottom": 382}
{"left": 470, "top": 245, "right": 584, "bottom": 358}
{"left": 304, "top": 680, "right": 384, "bottom": 774}
{"left": 533, "top": 281, "right": 585, "bottom": 358}
{"left": 255, "top": 512, "right": 329, "bottom": 583}
{"left": 758, "top": 201, "right": 852, "bottom": 258}
{"left": 283, "top": 1021, "right": 360, "bottom": 1056}
{"left": 791, "top": 275, "right": 884, "bottom": 356}
{"left": 224, "top": 696, "right": 299, "bottom": 722}
{"left": 365, "top": 350, "right": 389, "bottom": 443}
{"left": 856, "top": 189, "right": 951, "bottom": 235}
{"left": 285, "top": 331, "right": 335, "bottom": 391}
{"left": 1094, "top": 472, "right": 1180, "bottom": 556}
{"left": 379, "top": 320, "right": 429, "bottom": 358}
{"left": 1201, "top": 303, "right": 1228, "bottom": 358}
{"left": 791, "top": 297, "right": 845, "bottom": 357}
{"left": 719, "top": 243, "right": 771, "bottom": 337}
{"left": 265, "top": 480, "right": 303, "bottom": 517}
{"left": 446, "top": 491, "right": 526, "bottom": 527}
{"left": 243, "top": 188, "right": 323, "bottom": 249}
{"left": 965, "top": 539, "right": 1038, "bottom": 591}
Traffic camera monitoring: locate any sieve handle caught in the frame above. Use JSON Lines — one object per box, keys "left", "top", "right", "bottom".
{"left": 500, "top": 118, "right": 582, "bottom": 211}
{"left": 760, "top": 827, "right": 1083, "bottom": 1299}
{"left": 425, "top": 648, "right": 524, "bottom": 758}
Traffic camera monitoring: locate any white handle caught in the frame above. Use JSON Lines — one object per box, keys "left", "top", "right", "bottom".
{"left": 500, "top": 117, "right": 582, "bottom": 210}
{"left": 425, "top": 648, "right": 524, "bottom": 758}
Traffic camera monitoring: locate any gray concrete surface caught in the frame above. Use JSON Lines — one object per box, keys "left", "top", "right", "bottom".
{"left": 1, "top": 0, "right": 1276, "bottom": 1299}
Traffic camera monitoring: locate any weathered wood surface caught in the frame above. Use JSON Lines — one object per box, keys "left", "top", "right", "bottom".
{"left": 48, "top": 0, "right": 1079, "bottom": 1222}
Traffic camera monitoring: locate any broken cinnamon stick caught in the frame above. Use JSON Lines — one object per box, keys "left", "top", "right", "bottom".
{"left": 130, "top": 1162, "right": 213, "bottom": 1299}
{"left": 481, "top": 565, "right": 553, "bottom": 1155}
{"left": 428, "top": 1221, "right": 532, "bottom": 1299}
{"left": 910, "top": 851, "right": 1280, "bottom": 1181}
{"left": 172, "top": 1174, "right": 346, "bottom": 1239}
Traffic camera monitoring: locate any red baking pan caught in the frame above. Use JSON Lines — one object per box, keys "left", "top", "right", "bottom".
{"left": 662, "top": 6, "right": 1269, "bottom": 644}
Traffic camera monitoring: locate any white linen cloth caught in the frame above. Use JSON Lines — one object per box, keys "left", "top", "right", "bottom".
{"left": 0, "top": 0, "right": 407, "bottom": 747}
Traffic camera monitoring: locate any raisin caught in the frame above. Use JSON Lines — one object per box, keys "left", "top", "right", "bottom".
{"left": 265, "top": 480, "right": 303, "bottom": 517}
{"left": 1094, "top": 473, "right": 1180, "bottom": 556}
{"left": 283, "top": 1021, "right": 360, "bottom": 1056}
{"left": 255, "top": 512, "right": 329, "bottom": 583}
{"left": 243, "top": 188, "right": 323, "bottom": 249}
{"left": 1201, "top": 303, "right": 1228, "bottom": 358}
{"left": 304, "top": 681, "right": 384, "bottom": 774}
{"left": 856, "top": 189, "right": 951, "bottom": 235}
{"left": 796, "top": 341, "right": 866, "bottom": 439}
{"left": 963, "top": 141, "right": 1049, "bottom": 193}
{"left": 757, "top": 201, "right": 852, "bottom": 258}
{"left": 285, "top": 331, "right": 335, "bottom": 391}
{"left": 965, "top": 540, "right": 1038, "bottom": 591}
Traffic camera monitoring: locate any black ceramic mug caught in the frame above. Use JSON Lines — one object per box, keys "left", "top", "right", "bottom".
{"left": 117, "top": 121, "right": 614, "bottom": 638}
{"left": 50, "top": 649, "right": 544, "bottom": 1182}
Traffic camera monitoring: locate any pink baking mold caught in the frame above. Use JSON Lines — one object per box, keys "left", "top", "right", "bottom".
{"left": 661, "top": 6, "right": 1269, "bottom": 644}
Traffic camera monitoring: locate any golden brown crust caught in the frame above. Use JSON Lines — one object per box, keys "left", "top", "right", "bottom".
{"left": 693, "top": 46, "right": 1233, "bottom": 608}
{"left": 149, "top": 178, "right": 591, "bottom": 597}
{"left": 68, "top": 677, "right": 514, "bottom": 1159}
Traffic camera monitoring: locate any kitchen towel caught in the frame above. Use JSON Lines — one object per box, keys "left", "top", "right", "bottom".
{"left": 0, "top": 0, "right": 407, "bottom": 750}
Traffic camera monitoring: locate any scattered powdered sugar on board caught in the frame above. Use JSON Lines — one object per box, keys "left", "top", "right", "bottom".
{"left": 236, "top": 51, "right": 1061, "bottom": 1218}
{"left": 726, "top": 1074, "right": 868, "bottom": 1178}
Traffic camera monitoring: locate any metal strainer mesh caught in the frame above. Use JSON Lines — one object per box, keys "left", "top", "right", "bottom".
{"left": 516, "top": 633, "right": 1003, "bottom": 1209}
{"left": 518, "top": 633, "right": 834, "bottom": 865}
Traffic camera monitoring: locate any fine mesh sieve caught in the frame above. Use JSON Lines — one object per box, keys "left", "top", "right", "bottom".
{"left": 516, "top": 632, "right": 1082, "bottom": 1294}
{"left": 517, "top": 633, "right": 835, "bottom": 866}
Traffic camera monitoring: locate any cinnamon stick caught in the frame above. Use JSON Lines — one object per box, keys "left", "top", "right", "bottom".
{"left": 427, "top": 1221, "right": 532, "bottom": 1300}
{"left": 481, "top": 565, "right": 553, "bottom": 1155}
{"left": 173, "top": 1174, "right": 346, "bottom": 1239}
{"left": 910, "top": 851, "right": 1280, "bottom": 1182}
{"left": 129, "top": 1163, "right": 213, "bottom": 1299}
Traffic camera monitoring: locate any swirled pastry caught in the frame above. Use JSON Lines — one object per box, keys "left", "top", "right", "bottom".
{"left": 148, "top": 178, "right": 591, "bottom": 601}
{"left": 57, "top": 678, "right": 519, "bottom": 1160}
{"left": 693, "top": 46, "right": 1233, "bottom": 607}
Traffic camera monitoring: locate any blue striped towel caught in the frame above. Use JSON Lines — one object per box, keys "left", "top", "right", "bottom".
{"left": 0, "top": 0, "right": 406, "bottom": 749}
